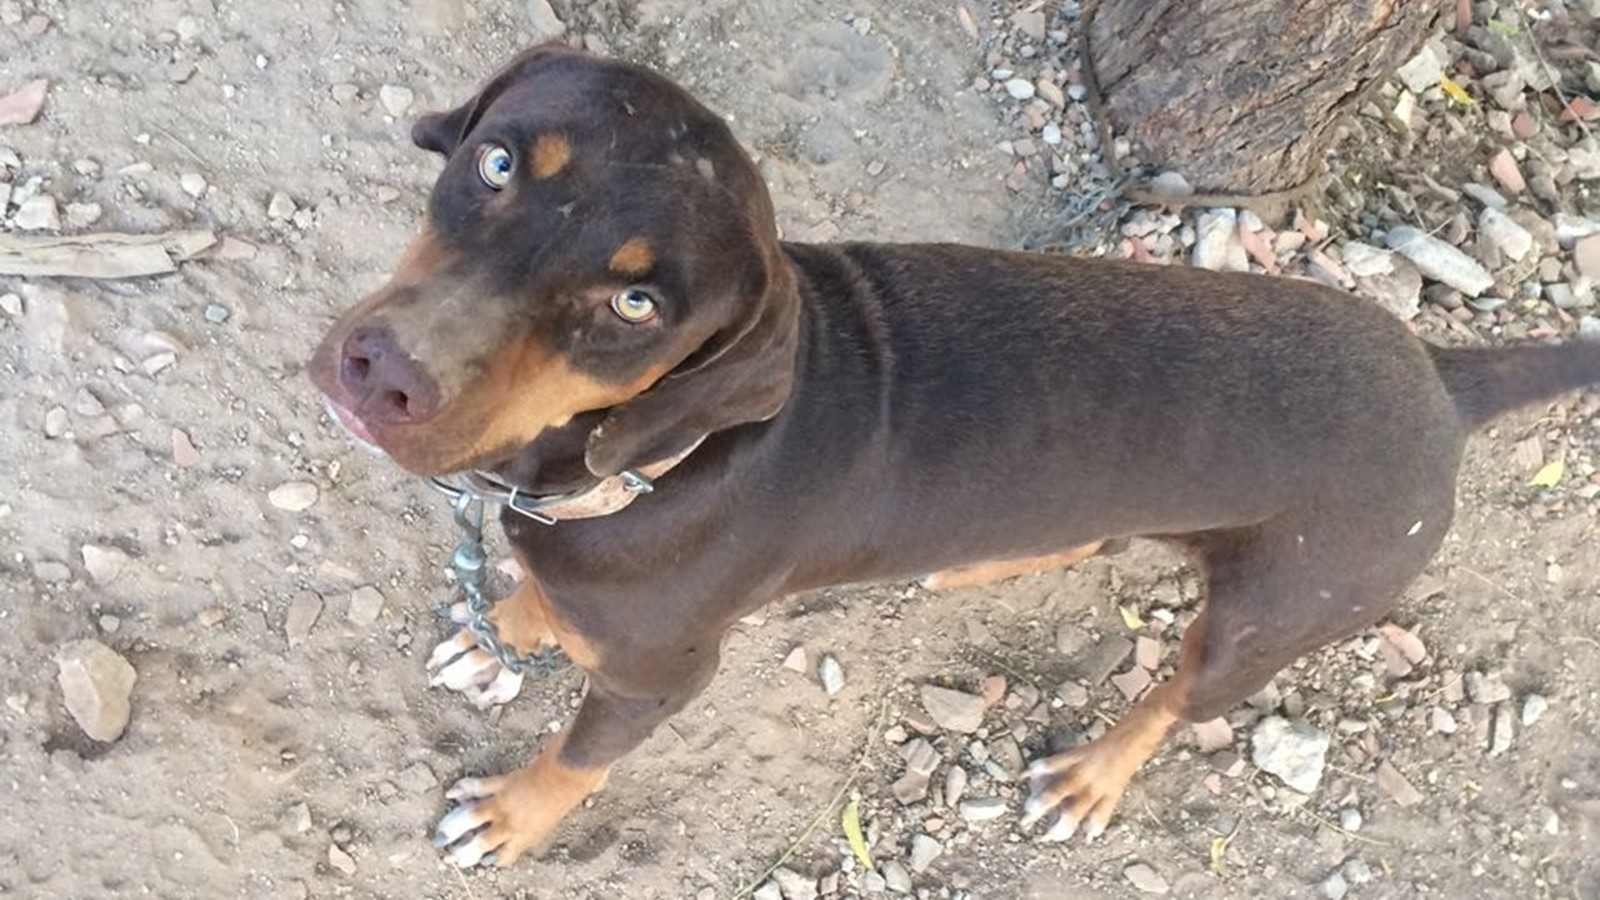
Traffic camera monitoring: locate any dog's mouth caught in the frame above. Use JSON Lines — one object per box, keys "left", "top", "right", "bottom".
{"left": 323, "top": 397, "right": 388, "bottom": 458}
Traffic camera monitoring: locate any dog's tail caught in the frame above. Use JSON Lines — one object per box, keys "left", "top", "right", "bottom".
{"left": 1428, "top": 341, "right": 1600, "bottom": 430}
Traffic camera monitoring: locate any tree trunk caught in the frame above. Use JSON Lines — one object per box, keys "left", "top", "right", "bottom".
{"left": 1088, "top": 0, "right": 1439, "bottom": 196}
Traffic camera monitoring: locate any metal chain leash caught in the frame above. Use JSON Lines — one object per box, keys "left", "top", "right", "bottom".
{"left": 431, "top": 479, "right": 567, "bottom": 676}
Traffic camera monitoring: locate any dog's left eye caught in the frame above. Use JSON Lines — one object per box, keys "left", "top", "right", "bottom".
{"left": 477, "top": 145, "right": 514, "bottom": 189}
{"left": 610, "top": 289, "right": 659, "bottom": 324}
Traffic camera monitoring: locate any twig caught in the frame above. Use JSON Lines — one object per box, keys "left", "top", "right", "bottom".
{"left": 1458, "top": 567, "right": 1524, "bottom": 604}
{"left": 730, "top": 700, "right": 889, "bottom": 899}
{"left": 1520, "top": 14, "right": 1593, "bottom": 140}
{"left": 1296, "top": 809, "right": 1394, "bottom": 848}
{"left": 149, "top": 123, "right": 207, "bottom": 165}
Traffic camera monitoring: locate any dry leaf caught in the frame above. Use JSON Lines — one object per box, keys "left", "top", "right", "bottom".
{"left": 1209, "top": 834, "right": 1231, "bottom": 877}
{"left": 841, "top": 799, "right": 872, "bottom": 867}
{"left": 1116, "top": 603, "right": 1143, "bottom": 630}
{"left": 0, "top": 78, "right": 49, "bottom": 126}
{"left": 0, "top": 230, "right": 217, "bottom": 279}
{"left": 1529, "top": 458, "right": 1564, "bottom": 488}
{"left": 956, "top": 4, "right": 978, "bottom": 41}
{"left": 1438, "top": 74, "right": 1474, "bottom": 105}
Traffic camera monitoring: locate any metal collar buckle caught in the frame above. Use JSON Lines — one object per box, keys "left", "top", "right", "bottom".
{"left": 428, "top": 468, "right": 655, "bottom": 526}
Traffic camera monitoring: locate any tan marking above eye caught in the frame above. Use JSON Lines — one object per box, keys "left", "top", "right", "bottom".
{"left": 608, "top": 237, "right": 655, "bottom": 278}
{"left": 530, "top": 134, "right": 572, "bottom": 179}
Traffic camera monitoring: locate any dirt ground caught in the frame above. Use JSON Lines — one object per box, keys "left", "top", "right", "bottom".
{"left": 2, "top": 1, "right": 1598, "bottom": 899}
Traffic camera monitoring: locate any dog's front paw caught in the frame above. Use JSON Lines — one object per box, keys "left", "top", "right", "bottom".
{"left": 433, "top": 748, "right": 609, "bottom": 868}
{"left": 425, "top": 604, "right": 525, "bottom": 709}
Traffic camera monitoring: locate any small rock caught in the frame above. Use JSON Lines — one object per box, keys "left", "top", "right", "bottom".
{"left": 1394, "top": 44, "right": 1444, "bottom": 95}
{"left": 63, "top": 201, "right": 102, "bottom": 229}
{"left": 98, "top": 614, "right": 121, "bottom": 634}
{"left": 908, "top": 834, "right": 942, "bottom": 873}
{"left": 81, "top": 544, "right": 130, "bottom": 584}
{"left": 1036, "top": 80, "right": 1065, "bottom": 109}
{"left": 1192, "top": 209, "right": 1248, "bottom": 272}
{"left": 330, "top": 83, "right": 360, "bottom": 105}
{"left": 1479, "top": 208, "right": 1534, "bottom": 262}
{"left": 327, "top": 843, "right": 357, "bottom": 876}
{"left": 920, "top": 684, "right": 986, "bottom": 733}
{"left": 1339, "top": 807, "right": 1363, "bottom": 832}
{"left": 527, "top": 0, "right": 567, "bottom": 38}
{"left": 288, "top": 802, "right": 313, "bottom": 833}
{"left": 33, "top": 559, "right": 72, "bottom": 583}
{"left": 1148, "top": 170, "right": 1194, "bottom": 198}
{"left": 285, "top": 592, "right": 324, "bottom": 647}
{"left": 0, "top": 292, "right": 21, "bottom": 316}
{"left": 347, "top": 586, "right": 384, "bottom": 626}
{"left": 1573, "top": 234, "right": 1600, "bottom": 282}
{"left": 55, "top": 639, "right": 137, "bottom": 742}
{"left": 1341, "top": 242, "right": 1395, "bottom": 278}
{"left": 957, "top": 796, "right": 1007, "bottom": 821}
{"left": 1110, "top": 665, "right": 1152, "bottom": 701}
{"left": 903, "top": 738, "right": 940, "bottom": 778}
{"left": 1251, "top": 716, "right": 1330, "bottom": 794}
{"left": 881, "top": 860, "right": 912, "bottom": 894}
{"left": 818, "top": 654, "right": 845, "bottom": 695}
{"left": 1123, "top": 862, "right": 1170, "bottom": 895}
{"left": 1521, "top": 693, "right": 1548, "bottom": 726}
{"left": 1011, "top": 9, "right": 1046, "bottom": 40}
{"left": 267, "top": 192, "right": 297, "bottom": 221}
{"left": 43, "top": 406, "right": 68, "bottom": 438}
{"left": 397, "top": 761, "right": 437, "bottom": 793}
{"left": 1460, "top": 182, "right": 1508, "bottom": 210}
{"left": 987, "top": 735, "right": 1025, "bottom": 777}
{"left": 180, "top": 172, "right": 208, "bottom": 198}
{"left": 1004, "top": 78, "right": 1036, "bottom": 100}
{"left": 1055, "top": 680, "right": 1089, "bottom": 708}
{"left": 1386, "top": 226, "right": 1494, "bottom": 297}
{"left": 73, "top": 388, "right": 105, "bottom": 417}
{"left": 771, "top": 868, "right": 816, "bottom": 900}
{"left": 752, "top": 883, "right": 782, "bottom": 900}
{"left": 1321, "top": 872, "right": 1349, "bottom": 900}
{"left": 1429, "top": 707, "right": 1458, "bottom": 734}
{"left": 269, "top": 481, "right": 319, "bottom": 512}
{"left": 1376, "top": 760, "right": 1424, "bottom": 806}
{"left": 1192, "top": 717, "right": 1234, "bottom": 752}
{"left": 781, "top": 646, "right": 808, "bottom": 674}
{"left": 943, "top": 765, "right": 968, "bottom": 807}
{"left": 204, "top": 303, "right": 232, "bottom": 324}
{"left": 1342, "top": 858, "right": 1374, "bottom": 885}
{"left": 1487, "top": 148, "right": 1526, "bottom": 195}
{"left": 13, "top": 195, "right": 60, "bottom": 230}
{"left": 861, "top": 872, "right": 886, "bottom": 894}
{"left": 171, "top": 428, "right": 202, "bottom": 467}
{"left": 1464, "top": 670, "right": 1512, "bottom": 705}
{"left": 378, "top": 84, "right": 414, "bottom": 117}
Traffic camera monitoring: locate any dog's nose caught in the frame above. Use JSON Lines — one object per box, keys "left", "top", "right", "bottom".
{"left": 338, "top": 326, "right": 443, "bottom": 425}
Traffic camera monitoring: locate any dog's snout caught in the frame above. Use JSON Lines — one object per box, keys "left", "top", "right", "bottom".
{"left": 339, "top": 326, "right": 443, "bottom": 425}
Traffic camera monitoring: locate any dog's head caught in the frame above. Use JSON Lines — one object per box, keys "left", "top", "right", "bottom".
{"left": 309, "top": 45, "right": 796, "bottom": 477}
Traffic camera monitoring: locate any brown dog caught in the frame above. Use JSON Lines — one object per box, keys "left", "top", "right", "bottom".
{"left": 308, "top": 45, "right": 1600, "bottom": 867}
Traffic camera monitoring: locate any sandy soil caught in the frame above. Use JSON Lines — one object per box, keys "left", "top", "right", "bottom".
{"left": 1, "top": 1, "right": 1597, "bottom": 899}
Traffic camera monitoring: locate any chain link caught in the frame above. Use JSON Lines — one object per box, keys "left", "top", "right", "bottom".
{"left": 433, "top": 479, "right": 567, "bottom": 676}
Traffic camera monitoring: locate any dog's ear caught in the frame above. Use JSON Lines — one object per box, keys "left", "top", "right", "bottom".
{"left": 411, "top": 43, "right": 572, "bottom": 156}
{"left": 585, "top": 288, "right": 797, "bottom": 478}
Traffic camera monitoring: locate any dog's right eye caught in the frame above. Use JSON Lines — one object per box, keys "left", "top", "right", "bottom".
{"left": 477, "top": 145, "right": 514, "bottom": 189}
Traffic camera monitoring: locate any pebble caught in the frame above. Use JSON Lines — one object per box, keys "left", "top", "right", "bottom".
{"left": 74, "top": 388, "right": 105, "bottom": 417}
{"left": 34, "top": 560, "right": 71, "bottom": 583}
{"left": 752, "top": 883, "right": 782, "bottom": 900}
{"left": 861, "top": 872, "right": 886, "bottom": 894}
{"left": 1521, "top": 693, "right": 1548, "bottom": 726}
{"left": 1429, "top": 707, "right": 1458, "bottom": 734}
{"left": 1385, "top": 226, "right": 1494, "bottom": 297}
{"left": 269, "top": 481, "right": 320, "bottom": 512}
{"left": 1148, "top": 171, "right": 1194, "bottom": 198}
{"left": 1003, "top": 78, "right": 1036, "bottom": 100}
{"left": 267, "top": 192, "right": 297, "bottom": 221}
{"left": 13, "top": 195, "right": 60, "bottom": 230}
{"left": 1376, "top": 760, "right": 1423, "bottom": 806}
{"left": 55, "top": 639, "right": 137, "bottom": 742}
{"left": 172, "top": 428, "right": 202, "bottom": 467}
{"left": 769, "top": 868, "right": 814, "bottom": 900}
{"left": 1573, "top": 234, "right": 1600, "bottom": 282}
{"left": 1321, "top": 872, "right": 1349, "bottom": 900}
{"left": 957, "top": 796, "right": 1007, "bottom": 821}
{"left": 98, "top": 614, "right": 121, "bottom": 634}
{"left": 0, "top": 292, "right": 21, "bottom": 316}
{"left": 43, "top": 406, "right": 68, "bottom": 438}
{"left": 1040, "top": 123, "right": 1062, "bottom": 145}
{"left": 1123, "top": 863, "right": 1170, "bottom": 895}
{"left": 285, "top": 592, "right": 324, "bottom": 647}
{"left": 818, "top": 654, "right": 846, "bottom": 695}
{"left": 1478, "top": 208, "right": 1534, "bottom": 262}
{"left": 1461, "top": 182, "right": 1508, "bottom": 210}
{"left": 1394, "top": 44, "right": 1444, "bottom": 95}
{"left": 1055, "top": 680, "right": 1089, "bottom": 708}
{"left": 881, "top": 860, "right": 912, "bottom": 894}
{"left": 919, "top": 684, "right": 985, "bottom": 733}
{"left": 81, "top": 544, "right": 130, "bottom": 584}
{"left": 1251, "top": 716, "right": 1329, "bottom": 794}
{"left": 1487, "top": 148, "right": 1526, "bottom": 195}
{"left": 180, "top": 172, "right": 208, "bottom": 198}
{"left": 1341, "top": 242, "right": 1395, "bottom": 278}
{"left": 908, "top": 834, "right": 942, "bottom": 873}
{"left": 943, "top": 765, "right": 968, "bottom": 807}
{"left": 1192, "top": 209, "right": 1248, "bottom": 272}
{"left": 781, "top": 646, "right": 807, "bottom": 674}
{"left": 327, "top": 843, "right": 357, "bottom": 876}
{"left": 1342, "top": 858, "right": 1374, "bottom": 886}
{"left": 1464, "top": 670, "right": 1512, "bottom": 705}
{"left": 378, "top": 84, "right": 414, "bottom": 117}
{"left": 64, "top": 202, "right": 102, "bottom": 229}
{"left": 288, "top": 802, "right": 313, "bottom": 833}
{"left": 330, "top": 83, "right": 360, "bottom": 105}
{"left": 397, "top": 761, "right": 438, "bottom": 793}
{"left": 1192, "top": 717, "right": 1234, "bottom": 752}
{"left": 204, "top": 303, "right": 231, "bottom": 324}
{"left": 527, "top": 0, "right": 567, "bottom": 38}
{"left": 347, "top": 585, "right": 385, "bottom": 627}
{"left": 1035, "top": 80, "right": 1065, "bottom": 109}
{"left": 1339, "top": 807, "right": 1363, "bottom": 832}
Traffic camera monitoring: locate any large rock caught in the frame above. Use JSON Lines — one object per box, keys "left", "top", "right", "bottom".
{"left": 1385, "top": 226, "right": 1494, "bottom": 297}
{"left": 56, "top": 639, "right": 137, "bottom": 742}
{"left": 1251, "top": 716, "right": 1329, "bottom": 794}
